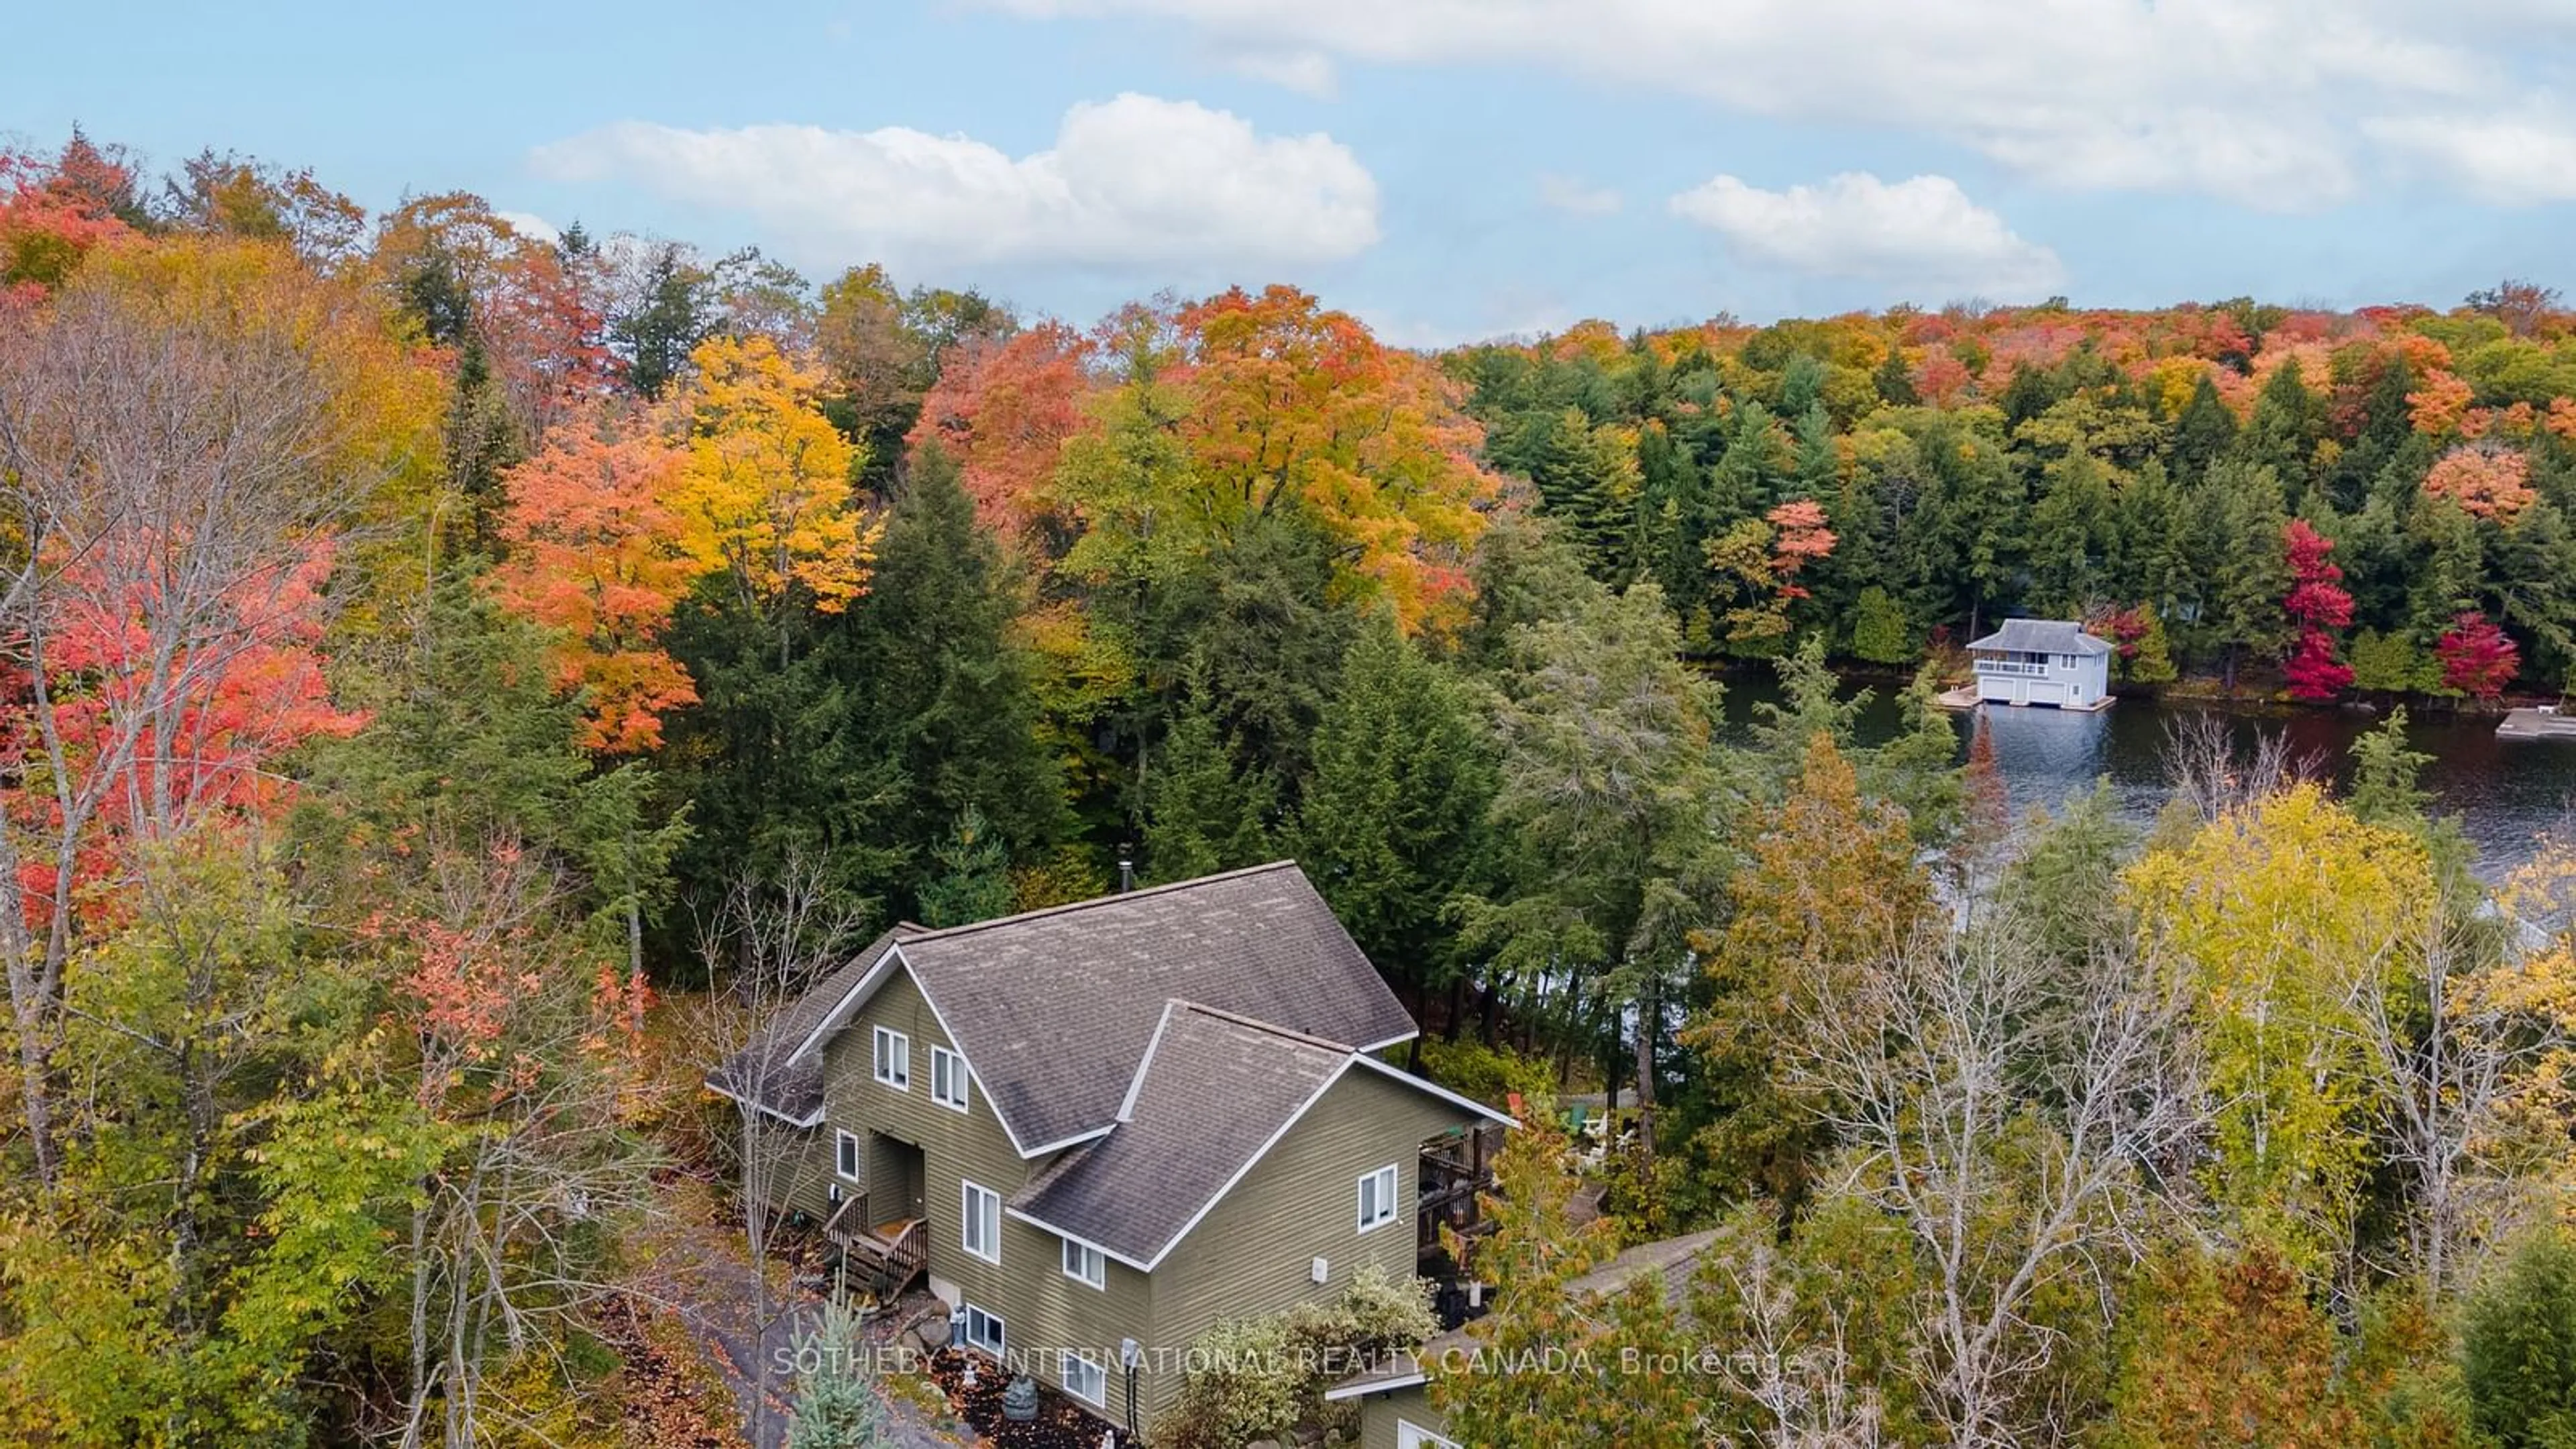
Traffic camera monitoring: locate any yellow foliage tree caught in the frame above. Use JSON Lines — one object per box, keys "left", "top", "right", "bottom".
{"left": 1686, "top": 731, "right": 1935, "bottom": 1208}
{"left": 68, "top": 234, "right": 447, "bottom": 619}
{"left": 2126, "top": 785, "right": 2440, "bottom": 1270}
{"left": 668, "top": 334, "right": 876, "bottom": 623}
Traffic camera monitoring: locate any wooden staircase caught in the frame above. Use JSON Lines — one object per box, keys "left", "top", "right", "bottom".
{"left": 824, "top": 1190, "right": 928, "bottom": 1298}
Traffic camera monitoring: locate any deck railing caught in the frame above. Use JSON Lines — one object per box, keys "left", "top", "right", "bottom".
{"left": 1419, "top": 1122, "right": 1506, "bottom": 1253}
{"left": 877, "top": 1219, "right": 928, "bottom": 1290}
{"left": 824, "top": 1189, "right": 928, "bottom": 1295}
{"left": 1972, "top": 657, "right": 2051, "bottom": 677}
{"left": 823, "top": 1189, "right": 871, "bottom": 1248}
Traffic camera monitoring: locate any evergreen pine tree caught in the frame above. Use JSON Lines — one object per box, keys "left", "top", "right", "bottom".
{"left": 2200, "top": 459, "right": 2292, "bottom": 686}
{"left": 1707, "top": 397, "right": 1782, "bottom": 520}
{"left": 859, "top": 443, "right": 1065, "bottom": 911}
{"left": 443, "top": 332, "right": 520, "bottom": 550}
{"left": 1630, "top": 420, "right": 1712, "bottom": 612}
{"left": 1874, "top": 345, "right": 1920, "bottom": 406}
{"left": 1140, "top": 694, "right": 1273, "bottom": 884}
{"left": 2347, "top": 709, "right": 2434, "bottom": 830}
{"left": 1295, "top": 614, "right": 1497, "bottom": 1008}
{"left": 914, "top": 805, "right": 1016, "bottom": 928}
{"left": 1848, "top": 586, "right": 1911, "bottom": 664}
{"left": 2169, "top": 373, "right": 2238, "bottom": 484}
{"left": 2461, "top": 1230, "right": 2576, "bottom": 1449}
{"left": 612, "top": 241, "right": 714, "bottom": 400}
{"left": 787, "top": 1300, "right": 893, "bottom": 1449}
{"left": 662, "top": 590, "right": 901, "bottom": 924}
{"left": 2025, "top": 453, "right": 2116, "bottom": 618}
{"left": 2002, "top": 780, "right": 2136, "bottom": 968}
{"left": 2237, "top": 358, "right": 2326, "bottom": 501}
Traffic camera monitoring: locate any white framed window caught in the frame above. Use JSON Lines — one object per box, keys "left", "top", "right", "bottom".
{"left": 961, "top": 1303, "right": 1006, "bottom": 1358}
{"left": 873, "top": 1026, "right": 910, "bottom": 1089}
{"left": 961, "top": 1180, "right": 1002, "bottom": 1264}
{"left": 1397, "top": 1421, "right": 1460, "bottom": 1449}
{"left": 1060, "top": 1349, "right": 1107, "bottom": 1407}
{"left": 1357, "top": 1163, "right": 1399, "bottom": 1232}
{"left": 930, "top": 1046, "right": 971, "bottom": 1113}
{"left": 1062, "top": 1236, "right": 1106, "bottom": 1289}
{"left": 834, "top": 1129, "right": 863, "bottom": 1183}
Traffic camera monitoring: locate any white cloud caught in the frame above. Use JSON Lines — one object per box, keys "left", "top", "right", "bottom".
{"left": 529, "top": 93, "right": 1379, "bottom": 274}
{"left": 975, "top": 0, "right": 2569, "bottom": 210}
{"left": 1219, "top": 48, "right": 1339, "bottom": 98}
{"left": 2363, "top": 113, "right": 2576, "bottom": 204}
{"left": 1536, "top": 173, "right": 1621, "bottom": 215}
{"left": 494, "top": 210, "right": 560, "bottom": 246}
{"left": 1669, "top": 172, "right": 2065, "bottom": 299}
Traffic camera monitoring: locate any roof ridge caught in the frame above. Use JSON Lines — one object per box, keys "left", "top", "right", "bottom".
{"left": 1162, "top": 997, "right": 1360, "bottom": 1055}
{"left": 898, "top": 859, "right": 1305, "bottom": 944}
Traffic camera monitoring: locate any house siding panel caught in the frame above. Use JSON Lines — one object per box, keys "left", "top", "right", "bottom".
{"left": 755, "top": 1123, "right": 835, "bottom": 1222}
{"left": 1358, "top": 1386, "right": 1448, "bottom": 1449}
{"left": 817, "top": 964, "right": 1155, "bottom": 1422}
{"left": 1142, "top": 1068, "right": 1472, "bottom": 1428}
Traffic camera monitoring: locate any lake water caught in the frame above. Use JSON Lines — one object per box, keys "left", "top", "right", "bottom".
{"left": 1714, "top": 680, "right": 2576, "bottom": 880}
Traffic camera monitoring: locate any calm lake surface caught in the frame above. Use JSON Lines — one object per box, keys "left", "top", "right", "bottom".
{"left": 1715, "top": 680, "right": 2576, "bottom": 880}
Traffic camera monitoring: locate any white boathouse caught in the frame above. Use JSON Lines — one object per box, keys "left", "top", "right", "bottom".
{"left": 1964, "top": 619, "right": 2112, "bottom": 709}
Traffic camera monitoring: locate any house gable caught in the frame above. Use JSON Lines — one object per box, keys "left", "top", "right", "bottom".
{"left": 1150, "top": 1059, "right": 1483, "bottom": 1358}
{"left": 818, "top": 962, "right": 1028, "bottom": 1210}
{"left": 820, "top": 965, "right": 1159, "bottom": 1420}
{"left": 1008, "top": 1004, "right": 1511, "bottom": 1274}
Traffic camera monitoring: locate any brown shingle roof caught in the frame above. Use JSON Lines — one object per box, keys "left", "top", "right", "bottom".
{"left": 1010, "top": 1001, "right": 1352, "bottom": 1266}
{"left": 707, "top": 926, "right": 918, "bottom": 1123}
{"left": 778, "top": 861, "right": 1419, "bottom": 1153}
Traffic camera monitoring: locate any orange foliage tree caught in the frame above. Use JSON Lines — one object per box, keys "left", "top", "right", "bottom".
{"left": 1166, "top": 286, "right": 1503, "bottom": 631}
{"left": 906, "top": 320, "right": 1096, "bottom": 546}
{"left": 490, "top": 421, "right": 699, "bottom": 753}
{"left": 489, "top": 334, "right": 880, "bottom": 752}
{"left": 2423, "top": 445, "right": 2537, "bottom": 521}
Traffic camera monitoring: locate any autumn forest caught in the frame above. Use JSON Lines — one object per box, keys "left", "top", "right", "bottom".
{"left": 7, "top": 127, "right": 2576, "bottom": 1448}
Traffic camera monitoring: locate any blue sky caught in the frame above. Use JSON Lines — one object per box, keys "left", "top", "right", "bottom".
{"left": 9, "top": 0, "right": 2575, "bottom": 343}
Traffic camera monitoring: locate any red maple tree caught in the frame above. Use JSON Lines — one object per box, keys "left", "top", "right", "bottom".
{"left": 2280, "top": 520, "right": 2355, "bottom": 702}
{"left": 0, "top": 134, "right": 136, "bottom": 293}
{"left": 906, "top": 321, "right": 1097, "bottom": 545}
{"left": 2436, "top": 612, "right": 2520, "bottom": 700}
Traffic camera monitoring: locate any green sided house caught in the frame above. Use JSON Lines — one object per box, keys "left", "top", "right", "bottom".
{"left": 710, "top": 861, "right": 1511, "bottom": 1441}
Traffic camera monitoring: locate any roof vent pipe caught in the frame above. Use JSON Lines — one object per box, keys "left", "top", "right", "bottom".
{"left": 1117, "top": 845, "right": 1136, "bottom": 894}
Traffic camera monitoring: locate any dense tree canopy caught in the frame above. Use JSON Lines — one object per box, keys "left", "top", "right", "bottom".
{"left": 4, "top": 128, "right": 2576, "bottom": 1446}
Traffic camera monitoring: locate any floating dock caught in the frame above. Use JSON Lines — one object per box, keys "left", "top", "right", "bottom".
{"left": 2499, "top": 707, "right": 2576, "bottom": 741}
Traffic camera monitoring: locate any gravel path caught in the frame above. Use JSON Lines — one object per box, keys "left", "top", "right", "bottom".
{"left": 633, "top": 1186, "right": 969, "bottom": 1448}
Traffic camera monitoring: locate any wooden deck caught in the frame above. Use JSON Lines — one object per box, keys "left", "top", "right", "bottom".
{"left": 1935, "top": 684, "right": 2116, "bottom": 713}
{"left": 824, "top": 1191, "right": 928, "bottom": 1297}
{"left": 1419, "top": 1121, "right": 1505, "bottom": 1257}
{"left": 2500, "top": 707, "right": 2576, "bottom": 741}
